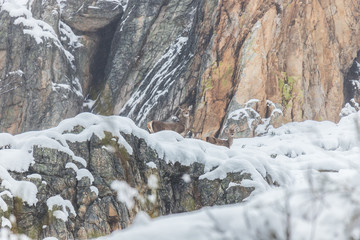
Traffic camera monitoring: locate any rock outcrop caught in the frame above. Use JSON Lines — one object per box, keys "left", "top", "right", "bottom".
{"left": 0, "top": 113, "right": 283, "bottom": 239}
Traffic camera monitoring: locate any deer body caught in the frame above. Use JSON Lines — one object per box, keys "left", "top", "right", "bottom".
{"left": 206, "top": 126, "right": 238, "bottom": 148}
{"left": 206, "top": 136, "right": 234, "bottom": 148}
{"left": 147, "top": 106, "right": 192, "bottom": 136}
{"left": 147, "top": 121, "right": 185, "bottom": 134}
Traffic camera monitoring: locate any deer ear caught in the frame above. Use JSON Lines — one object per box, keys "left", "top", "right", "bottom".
{"left": 188, "top": 105, "right": 193, "bottom": 111}
{"left": 235, "top": 126, "right": 240, "bottom": 132}
{"left": 224, "top": 128, "right": 229, "bottom": 133}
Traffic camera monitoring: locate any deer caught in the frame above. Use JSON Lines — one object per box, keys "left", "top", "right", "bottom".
{"left": 206, "top": 125, "right": 239, "bottom": 148}
{"left": 147, "top": 105, "right": 192, "bottom": 137}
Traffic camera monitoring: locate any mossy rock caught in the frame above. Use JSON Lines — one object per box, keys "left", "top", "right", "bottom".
{"left": 93, "top": 85, "right": 113, "bottom": 115}
{"left": 278, "top": 72, "right": 300, "bottom": 109}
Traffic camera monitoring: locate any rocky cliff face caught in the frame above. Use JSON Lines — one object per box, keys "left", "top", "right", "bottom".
{"left": 1, "top": 0, "right": 360, "bottom": 238}
{"left": 96, "top": 0, "right": 360, "bottom": 139}
{"left": 1, "top": 0, "right": 360, "bottom": 137}
{"left": 0, "top": 0, "right": 124, "bottom": 134}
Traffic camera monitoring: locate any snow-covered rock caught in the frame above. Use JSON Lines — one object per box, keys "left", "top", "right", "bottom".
{"left": 98, "top": 111, "right": 360, "bottom": 240}
{"left": 0, "top": 112, "right": 283, "bottom": 239}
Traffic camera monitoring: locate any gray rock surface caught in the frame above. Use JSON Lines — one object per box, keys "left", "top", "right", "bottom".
{"left": 95, "top": 0, "right": 199, "bottom": 125}
{"left": 0, "top": 1, "right": 83, "bottom": 133}
{"left": 0, "top": 0, "right": 124, "bottom": 134}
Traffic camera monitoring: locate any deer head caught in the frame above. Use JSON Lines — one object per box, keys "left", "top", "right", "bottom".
{"left": 147, "top": 105, "right": 193, "bottom": 137}
{"left": 178, "top": 105, "right": 192, "bottom": 119}
{"left": 224, "top": 124, "right": 239, "bottom": 138}
{"left": 206, "top": 124, "right": 239, "bottom": 148}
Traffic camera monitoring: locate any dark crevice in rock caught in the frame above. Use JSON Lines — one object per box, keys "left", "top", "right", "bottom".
{"left": 89, "top": 18, "right": 121, "bottom": 94}
{"left": 344, "top": 51, "right": 360, "bottom": 104}
{"left": 98, "top": 0, "right": 174, "bottom": 114}
{"left": 101, "top": 0, "right": 202, "bottom": 125}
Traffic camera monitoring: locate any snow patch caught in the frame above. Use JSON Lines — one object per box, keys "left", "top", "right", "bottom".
{"left": 83, "top": 98, "right": 96, "bottom": 110}
{"left": 182, "top": 174, "right": 191, "bottom": 183}
{"left": 7, "top": 70, "right": 24, "bottom": 76}
{"left": 1, "top": 217, "right": 11, "bottom": 228}
{"left": 147, "top": 194, "right": 156, "bottom": 204}
{"left": 0, "top": 198, "right": 8, "bottom": 212}
{"left": 228, "top": 107, "right": 260, "bottom": 128}
{"left": 147, "top": 175, "right": 158, "bottom": 189}
{"left": 102, "top": 0, "right": 128, "bottom": 11}
{"left": 65, "top": 162, "right": 94, "bottom": 184}
{"left": 0, "top": 166, "right": 38, "bottom": 206}
{"left": 26, "top": 173, "right": 42, "bottom": 179}
{"left": 0, "top": 228, "right": 30, "bottom": 240}
{"left": 90, "top": 186, "right": 99, "bottom": 196}
{"left": 146, "top": 161, "right": 157, "bottom": 169}
{"left": 47, "top": 195, "right": 76, "bottom": 222}
{"left": 76, "top": 168, "right": 94, "bottom": 183}
{"left": 111, "top": 180, "right": 138, "bottom": 209}
{"left": 131, "top": 211, "right": 151, "bottom": 227}
{"left": 0, "top": 191, "right": 12, "bottom": 211}
{"left": 340, "top": 99, "right": 360, "bottom": 118}
{"left": 51, "top": 81, "right": 83, "bottom": 98}
{"left": 226, "top": 182, "right": 242, "bottom": 190}
{"left": 0, "top": 149, "right": 34, "bottom": 172}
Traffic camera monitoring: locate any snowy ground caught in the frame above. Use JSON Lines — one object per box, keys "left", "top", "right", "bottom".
{"left": 99, "top": 112, "right": 360, "bottom": 240}
{"left": 0, "top": 111, "right": 360, "bottom": 239}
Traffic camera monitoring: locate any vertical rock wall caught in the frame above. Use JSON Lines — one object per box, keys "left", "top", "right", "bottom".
{"left": 0, "top": 0, "right": 124, "bottom": 134}
{"left": 193, "top": 0, "right": 360, "bottom": 137}
{"left": 96, "top": 0, "right": 360, "bottom": 138}
{"left": 0, "top": 1, "right": 82, "bottom": 133}
{"left": 2, "top": 0, "right": 360, "bottom": 137}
